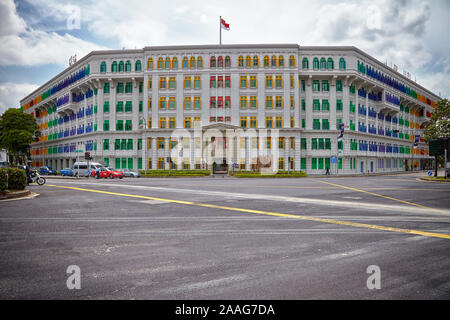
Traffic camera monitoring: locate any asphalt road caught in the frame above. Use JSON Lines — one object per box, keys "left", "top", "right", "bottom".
{"left": 0, "top": 172, "right": 449, "bottom": 299}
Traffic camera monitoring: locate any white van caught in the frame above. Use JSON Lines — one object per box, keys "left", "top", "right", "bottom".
{"left": 73, "top": 161, "right": 103, "bottom": 177}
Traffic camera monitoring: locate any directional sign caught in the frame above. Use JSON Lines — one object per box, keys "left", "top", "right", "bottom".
{"left": 331, "top": 156, "right": 338, "bottom": 164}
{"left": 427, "top": 171, "right": 433, "bottom": 176}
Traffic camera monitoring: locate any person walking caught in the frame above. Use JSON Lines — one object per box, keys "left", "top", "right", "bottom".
{"left": 325, "top": 166, "right": 330, "bottom": 175}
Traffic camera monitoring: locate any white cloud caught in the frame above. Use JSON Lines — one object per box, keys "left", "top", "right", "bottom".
{"left": 0, "top": 0, "right": 106, "bottom": 67}
{"left": 0, "top": 82, "right": 39, "bottom": 114}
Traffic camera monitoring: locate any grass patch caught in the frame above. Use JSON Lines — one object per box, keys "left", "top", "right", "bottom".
{"left": 231, "top": 170, "right": 307, "bottom": 178}
{"left": 139, "top": 170, "right": 210, "bottom": 177}
{"left": 421, "top": 176, "right": 450, "bottom": 182}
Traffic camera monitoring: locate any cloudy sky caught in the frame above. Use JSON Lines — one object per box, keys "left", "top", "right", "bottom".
{"left": 0, "top": 0, "right": 448, "bottom": 114}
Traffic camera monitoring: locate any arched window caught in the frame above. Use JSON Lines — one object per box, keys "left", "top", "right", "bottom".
{"left": 217, "top": 56, "right": 223, "bottom": 68}
{"left": 157, "top": 58, "right": 163, "bottom": 69}
{"left": 302, "top": 58, "right": 308, "bottom": 69}
{"left": 313, "top": 58, "right": 319, "bottom": 69}
{"left": 125, "top": 60, "right": 131, "bottom": 72}
{"left": 210, "top": 56, "right": 216, "bottom": 68}
{"left": 278, "top": 55, "right": 284, "bottom": 67}
{"left": 172, "top": 57, "right": 178, "bottom": 69}
{"left": 165, "top": 57, "right": 171, "bottom": 69}
{"left": 100, "top": 61, "right": 107, "bottom": 73}
{"left": 253, "top": 55, "right": 259, "bottom": 67}
{"left": 238, "top": 56, "right": 244, "bottom": 67}
{"left": 320, "top": 58, "right": 326, "bottom": 69}
{"left": 183, "top": 57, "right": 189, "bottom": 69}
{"left": 339, "top": 57, "right": 346, "bottom": 70}
{"left": 327, "top": 58, "right": 334, "bottom": 70}
{"left": 190, "top": 57, "right": 196, "bottom": 69}
{"left": 289, "top": 55, "right": 296, "bottom": 68}
{"left": 271, "top": 55, "right": 277, "bottom": 67}
{"left": 264, "top": 56, "right": 270, "bottom": 67}
{"left": 197, "top": 56, "right": 203, "bottom": 68}
{"left": 119, "top": 61, "right": 125, "bottom": 72}
{"left": 225, "top": 56, "right": 231, "bottom": 68}
{"left": 147, "top": 58, "right": 153, "bottom": 70}
{"left": 246, "top": 56, "right": 251, "bottom": 68}
{"left": 135, "top": 60, "right": 141, "bottom": 72}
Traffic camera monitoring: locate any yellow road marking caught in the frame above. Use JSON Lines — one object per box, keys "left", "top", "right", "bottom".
{"left": 316, "top": 180, "right": 434, "bottom": 210}
{"left": 46, "top": 184, "right": 450, "bottom": 240}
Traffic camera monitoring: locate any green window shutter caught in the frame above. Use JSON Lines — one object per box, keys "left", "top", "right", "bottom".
{"left": 138, "top": 158, "right": 142, "bottom": 170}
{"left": 116, "top": 120, "right": 123, "bottom": 131}
{"left": 127, "top": 139, "right": 133, "bottom": 150}
{"left": 128, "top": 158, "right": 133, "bottom": 170}
{"left": 94, "top": 123, "right": 97, "bottom": 131}
{"left": 103, "top": 120, "right": 109, "bottom": 131}
{"left": 122, "top": 158, "right": 127, "bottom": 169}
{"left": 104, "top": 158, "right": 109, "bottom": 167}
{"left": 125, "top": 101, "right": 132, "bottom": 112}
{"left": 312, "top": 138, "right": 318, "bottom": 150}
{"left": 114, "top": 139, "right": 120, "bottom": 150}
{"left": 115, "top": 158, "right": 120, "bottom": 169}
{"left": 325, "top": 138, "right": 331, "bottom": 150}
{"left": 318, "top": 158, "right": 324, "bottom": 170}
{"left": 116, "top": 101, "right": 124, "bottom": 112}
{"left": 125, "top": 120, "right": 132, "bottom": 131}
{"left": 325, "top": 158, "right": 330, "bottom": 169}
{"left": 103, "top": 101, "right": 110, "bottom": 112}
{"left": 138, "top": 139, "right": 142, "bottom": 150}
{"left": 139, "top": 101, "right": 143, "bottom": 112}
{"left": 311, "top": 158, "right": 317, "bottom": 170}
{"left": 103, "top": 139, "right": 109, "bottom": 150}
{"left": 338, "top": 140, "right": 343, "bottom": 150}
{"left": 121, "top": 139, "right": 127, "bottom": 150}
{"left": 313, "top": 99, "right": 320, "bottom": 111}
{"left": 301, "top": 119, "right": 305, "bottom": 128}
{"left": 301, "top": 158, "right": 306, "bottom": 170}
{"left": 301, "top": 138, "right": 307, "bottom": 150}
{"left": 318, "top": 138, "right": 324, "bottom": 150}
{"left": 338, "top": 158, "right": 342, "bottom": 170}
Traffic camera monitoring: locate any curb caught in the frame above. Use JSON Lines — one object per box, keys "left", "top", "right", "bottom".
{"left": 0, "top": 189, "right": 31, "bottom": 200}
{"left": 418, "top": 177, "right": 450, "bottom": 183}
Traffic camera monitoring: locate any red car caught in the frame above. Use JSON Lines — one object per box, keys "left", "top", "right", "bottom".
{"left": 91, "top": 167, "right": 124, "bottom": 179}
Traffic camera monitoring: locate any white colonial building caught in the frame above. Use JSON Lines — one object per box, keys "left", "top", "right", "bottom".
{"left": 21, "top": 44, "right": 439, "bottom": 174}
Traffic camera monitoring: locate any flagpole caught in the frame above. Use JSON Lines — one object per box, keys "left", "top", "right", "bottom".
{"left": 219, "top": 16, "right": 222, "bottom": 45}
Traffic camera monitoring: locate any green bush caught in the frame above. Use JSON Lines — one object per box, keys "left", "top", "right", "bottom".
{"left": 231, "top": 170, "right": 307, "bottom": 178}
{"left": 139, "top": 170, "right": 210, "bottom": 177}
{"left": 0, "top": 167, "right": 27, "bottom": 192}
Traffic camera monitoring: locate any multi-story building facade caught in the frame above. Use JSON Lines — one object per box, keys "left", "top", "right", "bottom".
{"left": 21, "top": 44, "right": 439, "bottom": 174}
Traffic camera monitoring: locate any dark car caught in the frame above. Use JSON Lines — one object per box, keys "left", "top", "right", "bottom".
{"left": 39, "top": 166, "right": 57, "bottom": 175}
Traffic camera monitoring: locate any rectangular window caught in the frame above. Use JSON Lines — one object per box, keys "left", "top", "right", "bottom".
{"left": 290, "top": 76, "right": 295, "bottom": 89}
{"left": 275, "top": 116, "right": 283, "bottom": 128}
{"left": 168, "top": 97, "right": 176, "bottom": 109}
{"left": 116, "top": 82, "right": 124, "bottom": 93}
{"left": 116, "top": 101, "right": 124, "bottom": 112}
{"left": 322, "top": 80, "right": 329, "bottom": 92}
{"left": 139, "top": 101, "right": 143, "bottom": 112}
{"left": 313, "top": 80, "right": 320, "bottom": 92}
{"left": 169, "top": 117, "right": 176, "bottom": 128}
{"left": 158, "top": 157, "right": 164, "bottom": 169}
{"left": 225, "top": 76, "right": 231, "bottom": 88}
{"left": 184, "top": 76, "right": 192, "bottom": 89}
{"left": 322, "top": 99, "right": 329, "bottom": 111}
{"left": 265, "top": 76, "right": 273, "bottom": 88}
{"left": 137, "top": 139, "right": 142, "bottom": 150}
{"left": 125, "top": 82, "right": 132, "bottom": 93}
{"left": 301, "top": 80, "right": 305, "bottom": 91}
{"left": 159, "top": 117, "right": 166, "bottom": 128}
{"left": 157, "top": 138, "right": 165, "bottom": 149}
{"left": 318, "top": 158, "right": 324, "bottom": 170}
{"left": 322, "top": 119, "right": 330, "bottom": 130}
{"left": 301, "top": 118, "right": 305, "bottom": 128}
{"left": 278, "top": 137, "right": 285, "bottom": 149}
{"left": 336, "top": 99, "right": 343, "bottom": 111}
{"left": 194, "top": 96, "right": 201, "bottom": 109}
{"left": 311, "top": 158, "right": 317, "bottom": 170}
{"left": 194, "top": 76, "right": 201, "bottom": 89}
{"left": 325, "top": 138, "right": 331, "bottom": 150}
{"left": 217, "top": 76, "right": 223, "bottom": 88}
{"left": 313, "top": 99, "right": 320, "bottom": 111}
{"left": 275, "top": 96, "right": 283, "bottom": 109}
{"left": 275, "top": 75, "right": 283, "bottom": 88}
{"left": 301, "top": 138, "right": 307, "bottom": 150}
{"left": 125, "top": 120, "right": 132, "bottom": 131}
{"left": 103, "top": 82, "right": 110, "bottom": 94}
{"left": 313, "top": 119, "right": 320, "bottom": 130}
{"left": 103, "top": 139, "right": 109, "bottom": 150}
{"left": 115, "top": 158, "right": 120, "bottom": 169}
{"left": 290, "top": 116, "right": 294, "bottom": 128}
{"left": 148, "top": 78, "right": 152, "bottom": 89}
{"left": 240, "top": 76, "right": 247, "bottom": 88}
{"left": 159, "top": 97, "right": 166, "bottom": 110}
{"left": 249, "top": 96, "right": 257, "bottom": 109}
{"left": 266, "top": 116, "right": 273, "bottom": 128}
{"left": 169, "top": 77, "right": 176, "bottom": 89}
{"left": 103, "top": 120, "right": 109, "bottom": 131}
{"left": 240, "top": 96, "right": 247, "bottom": 109}
{"left": 250, "top": 76, "right": 257, "bottom": 88}
{"left": 127, "top": 139, "right": 133, "bottom": 150}
{"left": 159, "top": 77, "right": 166, "bottom": 89}
{"left": 301, "top": 158, "right": 306, "bottom": 170}
{"left": 116, "top": 120, "right": 123, "bottom": 131}
{"left": 265, "top": 96, "right": 273, "bottom": 109}
{"left": 210, "top": 76, "right": 216, "bottom": 88}
{"left": 336, "top": 80, "right": 343, "bottom": 92}
{"left": 184, "top": 117, "right": 191, "bottom": 128}
{"left": 125, "top": 101, "right": 132, "bottom": 112}
{"left": 103, "top": 101, "right": 110, "bottom": 113}
{"left": 301, "top": 99, "right": 306, "bottom": 111}
{"left": 121, "top": 139, "right": 127, "bottom": 150}
{"left": 250, "top": 116, "right": 257, "bottom": 128}
{"left": 240, "top": 116, "right": 247, "bottom": 128}
{"left": 290, "top": 96, "right": 294, "bottom": 109}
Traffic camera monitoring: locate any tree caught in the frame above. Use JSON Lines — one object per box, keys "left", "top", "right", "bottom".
{"left": 424, "top": 99, "right": 450, "bottom": 142}
{"left": 0, "top": 108, "right": 41, "bottom": 165}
